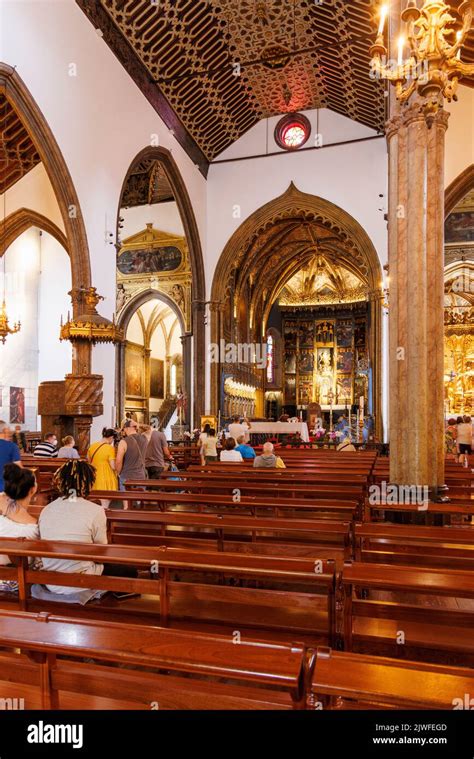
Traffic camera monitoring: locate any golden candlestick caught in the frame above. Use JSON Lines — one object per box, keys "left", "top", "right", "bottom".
{"left": 371, "top": 1, "right": 474, "bottom": 125}
{"left": 0, "top": 300, "right": 21, "bottom": 344}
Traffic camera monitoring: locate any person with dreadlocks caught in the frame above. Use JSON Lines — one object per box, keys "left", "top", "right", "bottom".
{"left": 38, "top": 460, "right": 107, "bottom": 594}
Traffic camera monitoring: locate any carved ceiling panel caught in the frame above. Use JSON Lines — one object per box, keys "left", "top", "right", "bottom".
{"left": 89, "top": 0, "right": 386, "bottom": 161}
{"left": 0, "top": 93, "right": 41, "bottom": 194}
{"left": 121, "top": 158, "right": 174, "bottom": 208}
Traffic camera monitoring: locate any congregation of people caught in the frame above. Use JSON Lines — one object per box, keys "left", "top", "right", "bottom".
{"left": 0, "top": 411, "right": 471, "bottom": 600}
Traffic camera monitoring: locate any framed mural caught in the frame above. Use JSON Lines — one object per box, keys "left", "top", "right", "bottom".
{"left": 445, "top": 212, "right": 474, "bottom": 244}
{"left": 125, "top": 344, "right": 144, "bottom": 397}
{"left": 10, "top": 387, "right": 25, "bottom": 424}
{"left": 299, "top": 349, "right": 314, "bottom": 373}
{"left": 316, "top": 321, "right": 334, "bottom": 346}
{"left": 298, "top": 321, "right": 314, "bottom": 348}
{"left": 118, "top": 245, "right": 182, "bottom": 275}
{"left": 336, "top": 320, "right": 353, "bottom": 347}
{"left": 337, "top": 350, "right": 354, "bottom": 373}
{"left": 336, "top": 375, "right": 352, "bottom": 403}
{"left": 150, "top": 358, "right": 165, "bottom": 399}
{"left": 284, "top": 350, "right": 296, "bottom": 374}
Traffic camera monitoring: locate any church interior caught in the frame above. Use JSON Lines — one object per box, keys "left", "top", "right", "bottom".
{"left": 1, "top": 0, "right": 474, "bottom": 726}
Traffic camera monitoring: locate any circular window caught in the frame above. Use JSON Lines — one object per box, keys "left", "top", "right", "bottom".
{"left": 274, "top": 113, "right": 311, "bottom": 151}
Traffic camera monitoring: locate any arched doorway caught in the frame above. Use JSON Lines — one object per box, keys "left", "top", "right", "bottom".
{"left": 444, "top": 165, "right": 474, "bottom": 416}
{"left": 115, "top": 147, "right": 205, "bottom": 428}
{"left": 116, "top": 289, "right": 187, "bottom": 432}
{"left": 210, "top": 182, "right": 384, "bottom": 438}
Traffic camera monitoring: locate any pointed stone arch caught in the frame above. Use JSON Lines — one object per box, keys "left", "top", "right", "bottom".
{"left": 0, "top": 64, "right": 91, "bottom": 301}
{"left": 1, "top": 207, "right": 69, "bottom": 255}
{"left": 210, "top": 182, "right": 384, "bottom": 435}
{"left": 445, "top": 164, "right": 474, "bottom": 217}
{"left": 116, "top": 289, "right": 189, "bottom": 425}
{"left": 116, "top": 146, "right": 206, "bottom": 424}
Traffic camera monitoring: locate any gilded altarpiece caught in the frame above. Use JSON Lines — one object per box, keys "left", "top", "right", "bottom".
{"left": 116, "top": 224, "right": 191, "bottom": 422}
{"left": 282, "top": 306, "right": 369, "bottom": 408}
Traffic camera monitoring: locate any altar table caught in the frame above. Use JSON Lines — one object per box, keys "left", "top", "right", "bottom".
{"left": 248, "top": 422, "right": 310, "bottom": 443}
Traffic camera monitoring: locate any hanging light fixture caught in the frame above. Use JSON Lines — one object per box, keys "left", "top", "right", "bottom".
{"left": 0, "top": 86, "right": 21, "bottom": 344}
{"left": 371, "top": 1, "right": 474, "bottom": 125}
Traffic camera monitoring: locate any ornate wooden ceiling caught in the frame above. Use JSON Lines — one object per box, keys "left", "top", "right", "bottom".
{"left": 121, "top": 158, "right": 175, "bottom": 207}
{"left": 77, "top": 0, "right": 388, "bottom": 172}
{"left": 0, "top": 93, "right": 41, "bottom": 194}
{"left": 279, "top": 253, "right": 367, "bottom": 306}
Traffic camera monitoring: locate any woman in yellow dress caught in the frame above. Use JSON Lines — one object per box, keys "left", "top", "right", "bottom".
{"left": 87, "top": 428, "right": 118, "bottom": 508}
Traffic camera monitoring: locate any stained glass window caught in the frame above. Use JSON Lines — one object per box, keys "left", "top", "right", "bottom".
{"left": 274, "top": 113, "right": 311, "bottom": 151}
{"left": 266, "top": 334, "right": 274, "bottom": 383}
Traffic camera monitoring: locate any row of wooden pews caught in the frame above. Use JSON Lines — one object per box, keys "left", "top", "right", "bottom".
{"left": 3, "top": 610, "right": 474, "bottom": 710}
{"left": 2, "top": 447, "right": 474, "bottom": 710}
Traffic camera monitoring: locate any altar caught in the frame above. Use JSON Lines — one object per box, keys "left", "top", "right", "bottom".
{"left": 248, "top": 421, "right": 310, "bottom": 443}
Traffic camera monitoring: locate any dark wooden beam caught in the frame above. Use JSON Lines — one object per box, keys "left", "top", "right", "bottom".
{"left": 75, "top": 0, "right": 209, "bottom": 178}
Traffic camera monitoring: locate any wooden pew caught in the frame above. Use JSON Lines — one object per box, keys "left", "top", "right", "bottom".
{"left": 105, "top": 510, "right": 352, "bottom": 564}
{"left": 310, "top": 647, "right": 474, "bottom": 709}
{"left": 342, "top": 561, "right": 474, "bottom": 665}
{"left": 0, "top": 539, "right": 337, "bottom": 646}
{"left": 123, "top": 479, "right": 364, "bottom": 503}
{"left": 0, "top": 610, "right": 311, "bottom": 710}
{"left": 89, "top": 490, "right": 359, "bottom": 521}
{"left": 355, "top": 522, "right": 474, "bottom": 570}
{"left": 178, "top": 468, "right": 370, "bottom": 485}
{"left": 364, "top": 497, "right": 474, "bottom": 525}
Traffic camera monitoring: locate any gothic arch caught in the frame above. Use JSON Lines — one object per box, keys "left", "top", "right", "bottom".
{"left": 118, "top": 288, "right": 185, "bottom": 336}
{"left": 117, "top": 146, "right": 206, "bottom": 423}
{"left": 445, "top": 164, "right": 474, "bottom": 217}
{"left": 1, "top": 208, "right": 69, "bottom": 256}
{"left": 116, "top": 289, "right": 189, "bottom": 425}
{"left": 0, "top": 64, "right": 91, "bottom": 299}
{"left": 210, "top": 182, "right": 383, "bottom": 434}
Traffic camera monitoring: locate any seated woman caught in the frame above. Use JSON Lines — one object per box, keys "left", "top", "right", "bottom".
{"left": 38, "top": 460, "right": 107, "bottom": 594}
{"left": 38, "top": 460, "right": 137, "bottom": 597}
{"left": 57, "top": 435, "right": 80, "bottom": 460}
{"left": 0, "top": 464, "right": 38, "bottom": 589}
{"left": 220, "top": 437, "right": 243, "bottom": 462}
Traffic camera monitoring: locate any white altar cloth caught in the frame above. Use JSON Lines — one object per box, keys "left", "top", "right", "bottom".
{"left": 248, "top": 422, "right": 310, "bottom": 443}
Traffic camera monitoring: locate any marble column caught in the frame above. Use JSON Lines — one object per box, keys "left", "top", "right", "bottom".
{"left": 387, "top": 99, "right": 448, "bottom": 489}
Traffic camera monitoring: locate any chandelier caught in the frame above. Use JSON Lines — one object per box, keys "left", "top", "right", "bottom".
{"left": 371, "top": 1, "right": 474, "bottom": 124}
{"left": 60, "top": 287, "right": 124, "bottom": 345}
{"left": 0, "top": 300, "right": 20, "bottom": 344}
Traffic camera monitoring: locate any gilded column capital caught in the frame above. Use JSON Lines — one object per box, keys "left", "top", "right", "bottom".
{"left": 386, "top": 101, "right": 450, "bottom": 140}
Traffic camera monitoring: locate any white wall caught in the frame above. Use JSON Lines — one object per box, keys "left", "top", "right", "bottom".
{"left": 1, "top": 0, "right": 207, "bottom": 437}
{"left": 120, "top": 201, "right": 184, "bottom": 242}
{"left": 0, "top": 228, "right": 70, "bottom": 429}
{"left": 445, "top": 85, "right": 474, "bottom": 189}
{"left": 0, "top": 164, "right": 64, "bottom": 232}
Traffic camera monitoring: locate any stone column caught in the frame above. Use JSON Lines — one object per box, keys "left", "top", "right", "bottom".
{"left": 387, "top": 100, "right": 448, "bottom": 489}
{"left": 143, "top": 347, "right": 151, "bottom": 422}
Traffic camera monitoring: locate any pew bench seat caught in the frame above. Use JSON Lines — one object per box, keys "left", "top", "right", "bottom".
{"left": 311, "top": 648, "right": 474, "bottom": 709}
{"left": 0, "top": 610, "right": 310, "bottom": 709}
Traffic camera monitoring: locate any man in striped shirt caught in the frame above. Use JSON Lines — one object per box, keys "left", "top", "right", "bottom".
{"left": 33, "top": 433, "right": 58, "bottom": 458}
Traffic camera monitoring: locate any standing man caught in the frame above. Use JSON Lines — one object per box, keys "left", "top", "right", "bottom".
{"left": 141, "top": 424, "right": 174, "bottom": 480}
{"left": 228, "top": 415, "right": 252, "bottom": 444}
{"left": 115, "top": 419, "right": 147, "bottom": 489}
{"left": 0, "top": 422, "right": 22, "bottom": 492}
